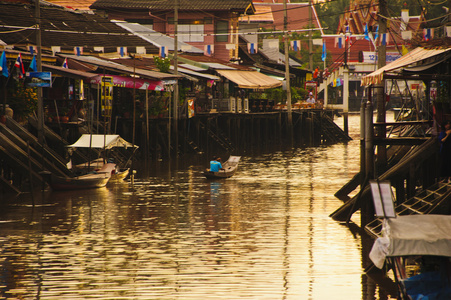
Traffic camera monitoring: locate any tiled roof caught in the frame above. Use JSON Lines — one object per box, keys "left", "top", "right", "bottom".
{"left": 44, "top": 0, "right": 97, "bottom": 10}
{"left": 90, "top": 0, "right": 253, "bottom": 12}
{"left": 0, "top": 2, "right": 159, "bottom": 54}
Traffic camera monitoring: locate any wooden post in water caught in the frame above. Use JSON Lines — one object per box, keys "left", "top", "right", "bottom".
{"left": 283, "top": 0, "right": 293, "bottom": 140}
{"left": 360, "top": 101, "right": 366, "bottom": 177}
{"left": 365, "top": 99, "right": 374, "bottom": 177}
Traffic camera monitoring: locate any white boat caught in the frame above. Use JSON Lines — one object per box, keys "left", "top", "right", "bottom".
{"left": 369, "top": 215, "right": 451, "bottom": 299}
{"left": 41, "top": 163, "right": 116, "bottom": 191}
{"left": 42, "top": 134, "right": 137, "bottom": 190}
{"left": 67, "top": 134, "right": 137, "bottom": 182}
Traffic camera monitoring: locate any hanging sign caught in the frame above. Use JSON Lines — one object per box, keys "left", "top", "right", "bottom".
{"left": 361, "top": 51, "right": 401, "bottom": 63}
{"left": 101, "top": 76, "right": 113, "bottom": 118}
{"left": 26, "top": 72, "right": 52, "bottom": 87}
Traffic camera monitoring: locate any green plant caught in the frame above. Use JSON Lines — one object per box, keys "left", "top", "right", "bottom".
{"left": 8, "top": 82, "right": 38, "bottom": 121}
{"left": 154, "top": 57, "right": 171, "bottom": 73}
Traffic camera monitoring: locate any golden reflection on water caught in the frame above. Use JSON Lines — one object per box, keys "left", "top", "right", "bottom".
{"left": 0, "top": 115, "right": 385, "bottom": 299}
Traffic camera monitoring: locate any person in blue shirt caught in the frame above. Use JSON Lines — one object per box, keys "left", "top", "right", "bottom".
{"left": 210, "top": 156, "right": 223, "bottom": 172}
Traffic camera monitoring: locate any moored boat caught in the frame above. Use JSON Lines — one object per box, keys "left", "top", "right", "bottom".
{"left": 67, "top": 134, "right": 137, "bottom": 183}
{"left": 369, "top": 215, "right": 451, "bottom": 299}
{"left": 40, "top": 163, "right": 116, "bottom": 191}
{"left": 203, "top": 156, "right": 241, "bottom": 179}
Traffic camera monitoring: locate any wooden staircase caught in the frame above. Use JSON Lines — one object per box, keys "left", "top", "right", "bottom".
{"left": 198, "top": 120, "right": 234, "bottom": 152}
{"left": 318, "top": 111, "right": 352, "bottom": 143}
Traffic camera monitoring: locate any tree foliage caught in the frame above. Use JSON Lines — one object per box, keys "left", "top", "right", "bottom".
{"left": 315, "top": 0, "right": 448, "bottom": 35}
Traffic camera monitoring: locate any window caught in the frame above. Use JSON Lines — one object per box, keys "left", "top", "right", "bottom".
{"left": 177, "top": 24, "right": 204, "bottom": 42}
{"left": 215, "top": 20, "right": 228, "bottom": 42}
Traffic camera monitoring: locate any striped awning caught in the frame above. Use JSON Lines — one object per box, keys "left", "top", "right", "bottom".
{"left": 361, "top": 47, "right": 451, "bottom": 86}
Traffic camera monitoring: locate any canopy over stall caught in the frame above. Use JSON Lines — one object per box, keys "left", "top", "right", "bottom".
{"left": 67, "top": 134, "right": 138, "bottom": 149}
{"left": 216, "top": 70, "right": 283, "bottom": 89}
{"left": 89, "top": 75, "right": 165, "bottom": 91}
{"left": 370, "top": 215, "right": 451, "bottom": 269}
{"left": 361, "top": 47, "right": 451, "bottom": 86}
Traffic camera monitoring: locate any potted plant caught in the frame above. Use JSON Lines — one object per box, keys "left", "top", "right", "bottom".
{"left": 8, "top": 82, "right": 37, "bottom": 123}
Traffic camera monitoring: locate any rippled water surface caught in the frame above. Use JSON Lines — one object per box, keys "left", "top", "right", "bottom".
{"left": 0, "top": 114, "right": 387, "bottom": 299}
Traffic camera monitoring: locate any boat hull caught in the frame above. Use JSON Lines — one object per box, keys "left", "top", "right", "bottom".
{"left": 203, "top": 169, "right": 236, "bottom": 179}
{"left": 41, "top": 172, "right": 111, "bottom": 191}
{"left": 203, "top": 156, "right": 241, "bottom": 179}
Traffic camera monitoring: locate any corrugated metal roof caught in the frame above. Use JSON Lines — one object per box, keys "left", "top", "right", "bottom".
{"left": 42, "top": 63, "right": 97, "bottom": 79}
{"left": 63, "top": 54, "right": 180, "bottom": 80}
{"left": 114, "top": 21, "right": 204, "bottom": 54}
{"left": 0, "top": 2, "right": 159, "bottom": 54}
{"left": 179, "top": 64, "right": 207, "bottom": 72}
{"left": 91, "top": 0, "right": 254, "bottom": 12}
{"left": 170, "top": 66, "right": 220, "bottom": 81}
{"left": 202, "top": 63, "right": 237, "bottom": 70}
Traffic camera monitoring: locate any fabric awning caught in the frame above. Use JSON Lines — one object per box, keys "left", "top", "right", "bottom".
{"left": 216, "top": 70, "right": 283, "bottom": 89}
{"left": 67, "top": 134, "right": 138, "bottom": 149}
{"left": 369, "top": 215, "right": 451, "bottom": 269}
{"left": 361, "top": 47, "right": 451, "bottom": 86}
{"left": 89, "top": 74, "right": 164, "bottom": 91}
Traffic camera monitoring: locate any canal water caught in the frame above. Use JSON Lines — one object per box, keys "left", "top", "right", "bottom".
{"left": 0, "top": 114, "right": 390, "bottom": 299}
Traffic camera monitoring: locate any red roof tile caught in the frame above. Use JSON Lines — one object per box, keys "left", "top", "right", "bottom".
{"left": 91, "top": 0, "right": 254, "bottom": 12}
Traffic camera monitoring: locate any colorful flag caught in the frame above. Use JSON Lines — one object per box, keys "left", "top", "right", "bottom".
{"left": 423, "top": 28, "right": 433, "bottom": 41}
{"left": 290, "top": 40, "right": 300, "bottom": 52}
{"left": 29, "top": 45, "right": 37, "bottom": 55}
{"left": 336, "top": 35, "right": 343, "bottom": 49}
{"left": 0, "top": 51, "right": 8, "bottom": 77}
{"left": 14, "top": 53, "right": 25, "bottom": 78}
{"left": 74, "top": 47, "right": 83, "bottom": 56}
{"left": 51, "top": 46, "right": 61, "bottom": 56}
{"left": 247, "top": 43, "right": 257, "bottom": 54}
{"left": 321, "top": 42, "right": 326, "bottom": 61}
{"left": 160, "top": 46, "right": 168, "bottom": 58}
{"left": 401, "top": 45, "right": 409, "bottom": 56}
{"left": 62, "top": 58, "right": 68, "bottom": 69}
{"left": 29, "top": 55, "right": 37, "bottom": 71}
{"left": 117, "top": 47, "right": 127, "bottom": 57}
{"left": 345, "top": 24, "right": 351, "bottom": 41}
{"left": 380, "top": 33, "right": 388, "bottom": 46}
{"left": 204, "top": 44, "right": 214, "bottom": 56}
{"left": 374, "top": 25, "right": 379, "bottom": 40}
{"left": 401, "top": 30, "right": 412, "bottom": 40}
{"left": 364, "top": 24, "right": 370, "bottom": 41}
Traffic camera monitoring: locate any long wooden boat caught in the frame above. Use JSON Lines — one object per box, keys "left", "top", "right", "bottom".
{"left": 40, "top": 163, "right": 116, "bottom": 191}
{"left": 68, "top": 134, "right": 137, "bottom": 182}
{"left": 75, "top": 159, "right": 129, "bottom": 182}
{"left": 203, "top": 156, "right": 241, "bottom": 179}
